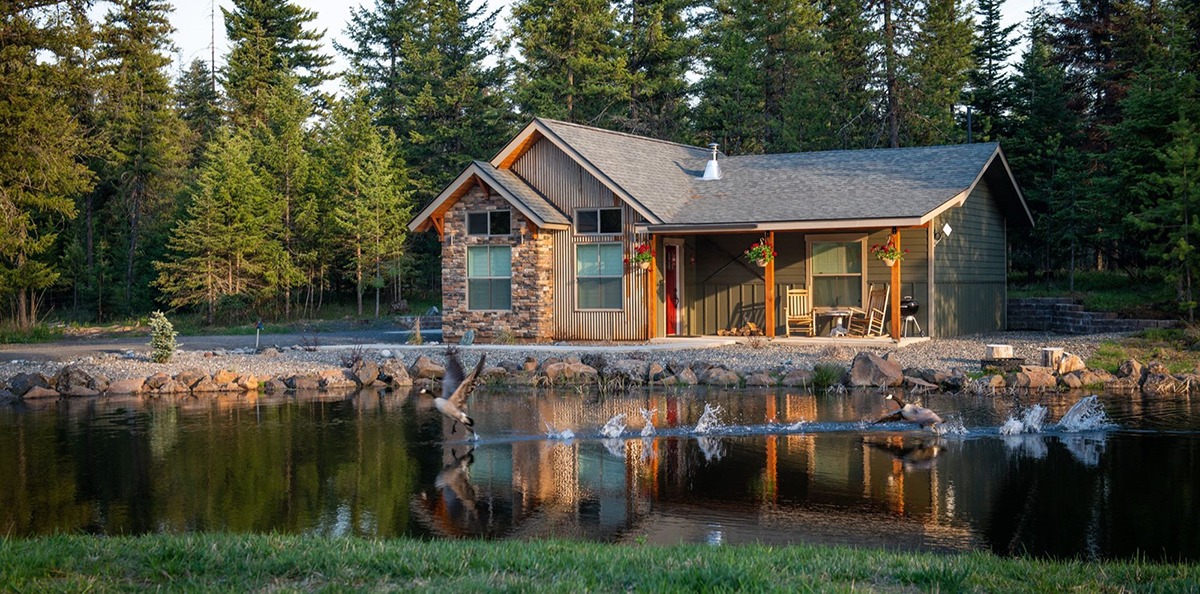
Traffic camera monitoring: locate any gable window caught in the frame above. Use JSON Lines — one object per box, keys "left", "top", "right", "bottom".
{"left": 575, "top": 207, "right": 622, "bottom": 235}
{"left": 467, "top": 210, "right": 511, "bottom": 236}
{"left": 809, "top": 239, "right": 864, "bottom": 308}
{"left": 576, "top": 243, "right": 623, "bottom": 310}
{"left": 467, "top": 246, "right": 512, "bottom": 310}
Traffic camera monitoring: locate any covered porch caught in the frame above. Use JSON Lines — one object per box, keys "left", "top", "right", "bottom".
{"left": 643, "top": 225, "right": 935, "bottom": 342}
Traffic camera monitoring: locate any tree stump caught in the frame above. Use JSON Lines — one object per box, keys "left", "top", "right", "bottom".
{"left": 985, "top": 344, "right": 1013, "bottom": 359}
{"left": 1040, "top": 347, "right": 1065, "bottom": 369}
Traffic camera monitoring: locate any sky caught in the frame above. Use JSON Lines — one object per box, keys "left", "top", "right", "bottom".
{"left": 147, "top": 0, "right": 1043, "bottom": 93}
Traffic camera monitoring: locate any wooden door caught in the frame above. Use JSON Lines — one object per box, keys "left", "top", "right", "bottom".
{"left": 665, "top": 244, "right": 679, "bottom": 335}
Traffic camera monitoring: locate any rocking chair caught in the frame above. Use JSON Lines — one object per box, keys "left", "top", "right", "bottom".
{"left": 785, "top": 288, "right": 815, "bottom": 337}
{"left": 848, "top": 284, "right": 889, "bottom": 337}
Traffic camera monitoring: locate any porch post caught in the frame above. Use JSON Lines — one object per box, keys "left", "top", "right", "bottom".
{"left": 890, "top": 227, "right": 901, "bottom": 340}
{"left": 765, "top": 231, "right": 776, "bottom": 338}
{"left": 646, "top": 235, "right": 657, "bottom": 339}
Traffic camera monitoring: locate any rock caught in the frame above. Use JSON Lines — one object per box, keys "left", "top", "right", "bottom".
{"left": 1005, "top": 369, "right": 1057, "bottom": 390}
{"left": 23, "top": 386, "right": 60, "bottom": 399}
{"left": 647, "top": 363, "right": 669, "bottom": 384}
{"left": 88, "top": 374, "right": 110, "bottom": 394}
{"left": 212, "top": 369, "right": 239, "bottom": 385}
{"left": 580, "top": 353, "right": 608, "bottom": 373}
{"left": 460, "top": 329, "right": 475, "bottom": 345}
{"left": 1058, "top": 373, "right": 1084, "bottom": 389}
{"left": 9, "top": 372, "right": 54, "bottom": 396}
{"left": 53, "top": 365, "right": 92, "bottom": 395}
{"left": 145, "top": 372, "right": 171, "bottom": 390}
{"left": 381, "top": 359, "right": 413, "bottom": 386}
{"left": 1108, "top": 376, "right": 1142, "bottom": 391}
{"left": 702, "top": 368, "right": 741, "bottom": 386}
{"left": 260, "top": 348, "right": 280, "bottom": 358}
{"left": 1056, "top": 353, "right": 1087, "bottom": 375}
{"left": 1019, "top": 365, "right": 1055, "bottom": 375}
{"left": 174, "top": 369, "right": 207, "bottom": 389}
{"left": 498, "top": 361, "right": 521, "bottom": 373}
{"left": 285, "top": 374, "right": 321, "bottom": 391}
{"left": 541, "top": 362, "right": 569, "bottom": 383}
{"left": 522, "top": 357, "right": 539, "bottom": 373}
{"left": 660, "top": 375, "right": 679, "bottom": 387}
{"left": 320, "top": 372, "right": 357, "bottom": 390}
{"left": 379, "top": 349, "right": 393, "bottom": 358}
{"left": 919, "top": 369, "right": 953, "bottom": 386}
{"left": 0, "top": 388, "right": 14, "bottom": 402}
{"left": 905, "top": 376, "right": 939, "bottom": 391}
{"left": 544, "top": 362, "right": 599, "bottom": 383}
{"left": 317, "top": 369, "right": 344, "bottom": 379}
{"left": 263, "top": 378, "right": 288, "bottom": 393}
{"left": 1143, "top": 373, "right": 1185, "bottom": 396}
{"left": 153, "top": 379, "right": 190, "bottom": 394}
{"left": 235, "top": 375, "right": 259, "bottom": 391}
{"left": 480, "top": 366, "right": 508, "bottom": 381}
{"left": 744, "top": 373, "right": 775, "bottom": 387}
{"left": 351, "top": 360, "right": 381, "bottom": 386}
{"left": 1118, "top": 359, "right": 1146, "bottom": 382}
{"left": 1147, "top": 361, "right": 1170, "bottom": 376}
{"left": 538, "top": 357, "right": 562, "bottom": 372}
{"left": 1073, "top": 368, "right": 1115, "bottom": 387}
{"left": 191, "top": 376, "right": 221, "bottom": 393}
{"left": 674, "top": 368, "right": 699, "bottom": 386}
{"left": 605, "top": 359, "right": 650, "bottom": 384}
{"left": 781, "top": 369, "right": 813, "bottom": 387}
{"left": 409, "top": 356, "right": 445, "bottom": 380}
{"left": 848, "top": 353, "right": 904, "bottom": 387}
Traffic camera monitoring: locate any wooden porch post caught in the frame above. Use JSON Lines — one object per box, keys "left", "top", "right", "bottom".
{"left": 890, "top": 227, "right": 901, "bottom": 339}
{"left": 765, "top": 231, "right": 776, "bottom": 338}
{"left": 646, "top": 235, "right": 657, "bottom": 339}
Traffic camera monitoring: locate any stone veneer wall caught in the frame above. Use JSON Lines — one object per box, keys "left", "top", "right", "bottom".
{"left": 441, "top": 185, "right": 554, "bottom": 342}
{"left": 1007, "top": 297, "right": 1174, "bottom": 334}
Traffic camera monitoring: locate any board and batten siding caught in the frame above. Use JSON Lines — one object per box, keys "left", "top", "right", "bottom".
{"left": 932, "top": 176, "right": 1007, "bottom": 336}
{"left": 865, "top": 227, "right": 930, "bottom": 335}
{"left": 511, "top": 137, "right": 651, "bottom": 340}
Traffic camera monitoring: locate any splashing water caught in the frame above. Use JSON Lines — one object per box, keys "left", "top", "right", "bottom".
{"left": 785, "top": 418, "right": 809, "bottom": 432}
{"left": 601, "top": 414, "right": 628, "bottom": 438}
{"left": 695, "top": 404, "right": 725, "bottom": 435}
{"left": 697, "top": 436, "right": 724, "bottom": 462}
{"left": 602, "top": 438, "right": 626, "bottom": 458}
{"left": 1057, "top": 396, "right": 1114, "bottom": 432}
{"left": 999, "top": 404, "right": 1047, "bottom": 435}
{"left": 935, "top": 417, "right": 969, "bottom": 436}
{"left": 544, "top": 422, "right": 575, "bottom": 440}
{"left": 640, "top": 408, "right": 657, "bottom": 437}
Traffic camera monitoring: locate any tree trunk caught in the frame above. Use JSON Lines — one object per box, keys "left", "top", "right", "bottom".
{"left": 884, "top": 0, "right": 899, "bottom": 148}
{"left": 356, "top": 242, "right": 363, "bottom": 317}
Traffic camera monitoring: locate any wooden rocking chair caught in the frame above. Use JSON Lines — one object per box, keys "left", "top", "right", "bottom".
{"left": 785, "top": 288, "right": 815, "bottom": 337}
{"left": 848, "top": 284, "right": 889, "bottom": 337}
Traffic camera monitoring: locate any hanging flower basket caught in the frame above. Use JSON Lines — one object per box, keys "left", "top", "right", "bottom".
{"left": 871, "top": 239, "right": 907, "bottom": 267}
{"left": 628, "top": 241, "right": 653, "bottom": 271}
{"left": 745, "top": 238, "right": 776, "bottom": 267}
{"left": 638, "top": 260, "right": 651, "bottom": 270}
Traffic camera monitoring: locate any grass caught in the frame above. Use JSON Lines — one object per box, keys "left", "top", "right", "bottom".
{"left": 0, "top": 534, "right": 1194, "bottom": 592}
{"left": 1008, "top": 270, "right": 1176, "bottom": 319}
{"left": 811, "top": 363, "right": 845, "bottom": 389}
{"left": 0, "top": 324, "right": 64, "bottom": 344}
{"left": 1088, "top": 328, "right": 1200, "bottom": 374}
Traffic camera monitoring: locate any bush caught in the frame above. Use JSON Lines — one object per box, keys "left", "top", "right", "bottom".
{"left": 407, "top": 317, "right": 423, "bottom": 345}
{"left": 811, "top": 363, "right": 845, "bottom": 389}
{"left": 149, "top": 311, "right": 178, "bottom": 363}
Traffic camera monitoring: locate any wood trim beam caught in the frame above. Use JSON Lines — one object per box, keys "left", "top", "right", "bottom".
{"left": 765, "top": 231, "right": 776, "bottom": 338}
{"left": 646, "top": 235, "right": 657, "bottom": 339}
{"left": 432, "top": 216, "right": 445, "bottom": 241}
{"left": 890, "top": 227, "right": 901, "bottom": 340}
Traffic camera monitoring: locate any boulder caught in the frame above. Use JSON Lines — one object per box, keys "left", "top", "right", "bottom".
{"left": 1143, "top": 373, "right": 1185, "bottom": 396}
{"left": 904, "top": 376, "right": 939, "bottom": 392}
{"left": 212, "top": 369, "right": 239, "bottom": 385}
{"left": 1058, "top": 373, "right": 1084, "bottom": 389}
{"left": 23, "top": 386, "right": 60, "bottom": 399}
{"left": 538, "top": 357, "right": 562, "bottom": 372}
{"left": 647, "top": 362, "right": 669, "bottom": 384}
{"left": 605, "top": 359, "right": 650, "bottom": 384}
{"left": 744, "top": 373, "right": 775, "bottom": 387}
{"left": 153, "top": 379, "right": 190, "bottom": 394}
{"left": 919, "top": 369, "right": 954, "bottom": 386}
{"left": 54, "top": 365, "right": 104, "bottom": 397}
{"left": 781, "top": 369, "right": 813, "bottom": 388}
{"left": 480, "top": 366, "right": 508, "bottom": 382}
{"left": 145, "top": 372, "right": 171, "bottom": 390}
{"left": 262, "top": 378, "right": 288, "bottom": 393}
{"left": 702, "top": 368, "right": 741, "bottom": 386}
{"left": 191, "top": 376, "right": 221, "bottom": 393}
{"left": 848, "top": 353, "right": 904, "bottom": 387}
{"left": 174, "top": 369, "right": 207, "bottom": 389}
{"left": 498, "top": 361, "right": 521, "bottom": 373}
{"left": 580, "top": 353, "right": 608, "bottom": 374}
{"left": 1108, "top": 376, "right": 1142, "bottom": 391}
{"left": 1147, "top": 361, "right": 1170, "bottom": 376}
{"left": 565, "top": 363, "right": 599, "bottom": 382}
{"left": 1117, "top": 359, "right": 1146, "bottom": 383}
{"left": 1074, "top": 368, "right": 1116, "bottom": 387}
{"left": 260, "top": 347, "right": 280, "bottom": 358}
{"left": 521, "top": 356, "right": 539, "bottom": 373}
{"left": 320, "top": 371, "right": 357, "bottom": 390}
{"left": 235, "top": 375, "right": 259, "bottom": 391}
{"left": 674, "top": 368, "right": 699, "bottom": 386}
{"left": 0, "top": 387, "right": 14, "bottom": 402}
{"left": 1019, "top": 365, "right": 1055, "bottom": 375}
{"left": 381, "top": 359, "right": 413, "bottom": 386}
{"left": 409, "top": 356, "right": 445, "bottom": 380}
{"left": 541, "top": 362, "right": 569, "bottom": 383}
{"left": 8, "top": 372, "right": 54, "bottom": 396}
{"left": 660, "top": 375, "right": 679, "bottom": 387}
{"left": 317, "top": 368, "right": 344, "bottom": 379}
{"left": 88, "top": 374, "right": 110, "bottom": 394}
{"left": 1056, "top": 353, "right": 1087, "bottom": 375}
{"left": 1005, "top": 369, "right": 1057, "bottom": 390}
{"left": 351, "top": 360, "right": 381, "bottom": 386}
{"left": 285, "top": 374, "right": 321, "bottom": 391}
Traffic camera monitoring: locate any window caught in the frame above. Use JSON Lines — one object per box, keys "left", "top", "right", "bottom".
{"left": 810, "top": 240, "right": 863, "bottom": 308}
{"left": 467, "top": 210, "right": 511, "bottom": 236}
{"left": 575, "top": 207, "right": 623, "bottom": 235}
{"left": 576, "top": 243, "right": 623, "bottom": 310}
{"left": 467, "top": 246, "right": 512, "bottom": 310}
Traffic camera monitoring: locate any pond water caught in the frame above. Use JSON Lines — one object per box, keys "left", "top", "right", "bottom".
{"left": 1, "top": 387, "right": 1198, "bottom": 561}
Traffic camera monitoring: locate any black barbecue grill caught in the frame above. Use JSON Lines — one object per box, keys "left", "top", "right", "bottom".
{"left": 899, "top": 296, "right": 923, "bottom": 337}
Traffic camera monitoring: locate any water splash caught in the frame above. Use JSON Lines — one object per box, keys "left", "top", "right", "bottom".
{"left": 544, "top": 422, "right": 575, "bottom": 440}
{"left": 1002, "top": 434, "right": 1049, "bottom": 460}
{"left": 697, "top": 436, "right": 724, "bottom": 462}
{"left": 1062, "top": 435, "right": 1106, "bottom": 467}
{"left": 600, "top": 414, "right": 628, "bottom": 438}
{"left": 934, "top": 417, "right": 969, "bottom": 436}
{"left": 640, "top": 408, "right": 657, "bottom": 437}
{"left": 999, "top": 404, "right": 1047, "bottom": 435}
{"left": 640, "top": 436, "right": 657, "bottom": 461}
{"left": 785, "top": 418, "right": 809, "bottom": 432}
{"left": 695, "top": 404, "right": 725, "bottom": 435}
{"left": 602, "top": 438, "right": 626, "bottom": 458}
{"left": 1056, "top": 396, "right": 1114, "bottom": 432}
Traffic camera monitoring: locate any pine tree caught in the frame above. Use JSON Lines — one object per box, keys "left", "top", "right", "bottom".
{"left": 223, "top": 0, "right": 332, "bottom": 124}
{"left": 0, "top": 2, "right": 92, "bottom": 329}
{"left": 95, "top": 0, "right": 188, "bottom": 314}
{"left": 967, "top": 0, "right": 1017, "bottom": 140}
{"left": 176, "top": 59, "right": 223, "bottom": 166}
{"left": 615, "top": 0, "right": 696, "bottom": 139}
{"left": 509, "top": 0, "right": 632, "bottom": 126}
{"left": 902, "top": 0, "right": 975, "bottom": 146}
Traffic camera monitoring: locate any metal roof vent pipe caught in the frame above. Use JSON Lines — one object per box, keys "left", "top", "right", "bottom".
{"left": 701, "top": 143, "right": 722, "bottom": 180}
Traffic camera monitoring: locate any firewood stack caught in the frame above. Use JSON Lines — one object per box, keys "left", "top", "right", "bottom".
{"left": 717, "top": 322, "right": 764, "bottom": 337}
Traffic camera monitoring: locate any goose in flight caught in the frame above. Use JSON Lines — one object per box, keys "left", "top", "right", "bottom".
{"left": 864, "top": 437, "right": 945, "bottom": 470}
{"left": 419, "top": 348, "right": 487, "bottom": 436}
{"left": 436, "top": 446, "right": 478, "bottom": 513}
{"left": 872, "top": 393, "right": 944, "bottom": 430}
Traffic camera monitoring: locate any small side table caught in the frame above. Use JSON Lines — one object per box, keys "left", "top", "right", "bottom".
{"left": 822, "top": 310, "right": 852, "bottom": 337}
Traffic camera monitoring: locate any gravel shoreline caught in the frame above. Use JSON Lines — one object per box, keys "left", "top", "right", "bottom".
{"left": 0, "top": 331, "right": 1127, "bottom": 383}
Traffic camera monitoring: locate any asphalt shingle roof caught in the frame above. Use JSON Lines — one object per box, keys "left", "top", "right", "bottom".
{"left": 474, "top": 161, "right": 570, "bottom": 227}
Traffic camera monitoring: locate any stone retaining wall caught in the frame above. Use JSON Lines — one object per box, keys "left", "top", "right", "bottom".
{"left": 1007, "top": 297, "right": 1174, "bottom": 334}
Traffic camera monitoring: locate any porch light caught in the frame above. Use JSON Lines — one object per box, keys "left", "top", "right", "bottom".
{"left": 934, "top": 222, "right": 953, "bottom": 245}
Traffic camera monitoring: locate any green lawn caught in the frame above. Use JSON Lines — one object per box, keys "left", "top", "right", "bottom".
{"left": 0, "top": 534, "right": 1194, "bottom": 592}
{"left": 1009, "top": 270, "right": 1176, "bottom": 319}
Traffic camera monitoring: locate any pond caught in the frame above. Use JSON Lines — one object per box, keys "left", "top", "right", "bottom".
{"left": 1, "top": 387, "right": 1198, "bottom": 561}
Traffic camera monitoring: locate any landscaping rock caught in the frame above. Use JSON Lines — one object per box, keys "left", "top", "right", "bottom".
{"left": 647, "top": 362, "right": 669, "bottom": 384}
{"left": 351, "top": 360, "right": 380, "bottom": 386}
{"left": 1056, "top": 353, "right": 1087, "bottom": 375}
{"left": 55, "top": 365, "right": 102, "bottom": 397}
{"left": 848, "top": 352, "right": 904, "bottom": 387}
{"left": 1074, "top": 368, "right": 1116, "bottom": 387}
{"left": 1147, "top": 361, "right": 1170, "bottom": 376}
{"left": 236, "top": 375, "right": 259, "bottom": 391}
{"left": 23, "top": 386, "right": 60, "bottom": 399}
{"left": 0, "top": 388, "right": 15, "bottom": 402}
{"left": 538, "top": 357, "right": 562, "bottom": 372}
{"left": 674, "top": 368, "right": 699, "bottom": 386}
{"left": 409, "top": 356, "right": 445, "bottom": 380}
{"left": 263, "top": 378, "right": 288, "bottom": 393}
{"left": 1118, "top": 359, "right": 1146, "bottom": 383}
{"left": 1109, "top": 376, "right": 1142, "bottom": 391}
{"left": 212, "top": 369, "right": 239, "bottom": 385}
{"left": 174, "top": 369, "right": 207, "bottom": 389}
{"left": 320, "top": 372, "right": 357, "bottom": 390}
{"left": 1058, "top": 373, "right": 1084, "bottom": 389}
{"left": 702, "top": 368, "right": 741, "bottom": 386}
{"left": 285, "top": 374, "right": 321, "bottom": 391}
{"left": 88, "top": 374, "right": 110, "bottom": 394}
{"left": 744, "top": 373, "right": 775, "bottom": 387}
{"left": 153, "top": 379, "right": 189, "bottom": 394}
{"left": 781, "top": 369, "right": 813, "bottom": 388}
{"left": 580, "top": 353, "right": 608, "bottom": 374}
{"left": 8, "top": 372, "right": 54, "bottom": 396}
{"left": 521, "top": 356, "right": 539, "bottom": 373}
{"left": 260, "top": 348, "right": 280, "bottom": 358}
{"left": 1005, "top": 369, "right": 1057, "bottom": 390}
{"left": 606, "top": 359, "right": 649, "bottom": 384}
{"left": 381, "top": 359, "right": 413, "bottom": 386}
{"left": 145, "top": 372, "right": 171, "bottom": 390}
{"left": 480, "top": 366, "right": 508, "bottom": 382}
{"left": 191, "top": 376, "right": 221, "bottom": 393}
{"left": 919, "top": 368, "right": 953, "bottom": 386}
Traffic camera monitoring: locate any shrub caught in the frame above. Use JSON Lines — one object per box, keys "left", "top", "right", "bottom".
{"left": 407, "top": 317, "right": 423, "bottom": 345}
{"left": 811, "top": 363, "right": 845, "bottom": 389}
{"left": 149, "top": 311, "right": 178, "bottom": 363}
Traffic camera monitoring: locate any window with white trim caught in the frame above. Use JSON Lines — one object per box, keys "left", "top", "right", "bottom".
{"left": 575, "top": 207, "right": 622, "bottom": 235}
{"left": 467, "top": 210, "right": 511, "bottom": 236}
{"left": 576, "top": 243, "right": 623, "bottom": 310}
{"left": 810, "top": 241, "right": 863, "bottom": 308}
{"left": 467, "top": 246, "right": 512, "bottom": 310}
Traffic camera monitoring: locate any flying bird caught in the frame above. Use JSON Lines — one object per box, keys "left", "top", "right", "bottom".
{"left": 872, "top": 393, "right": 944, "bottom": 430}
{"left": 864, "top": 437, "right": 945, "bottom": 470}
{"left": 419, "top": 348, "right": 487, "bottom": 436}
{"left": 436, "top": 446, "right": 478, "bottom": 513}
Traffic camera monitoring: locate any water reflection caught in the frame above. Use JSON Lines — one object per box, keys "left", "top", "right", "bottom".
{"left": 1, "top": 388, "right": 1198, "bottom": 561}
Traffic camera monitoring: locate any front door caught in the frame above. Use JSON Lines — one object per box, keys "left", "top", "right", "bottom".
{"left": 665, "top": 244, "right": 680, "bottom": 335}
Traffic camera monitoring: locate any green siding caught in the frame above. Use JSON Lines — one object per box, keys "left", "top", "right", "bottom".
{"left": 932, "top": 176, "right": 1007, "bottom": 336}
{"left": 865, "top": 227, "right": 930, "bottom": 336}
